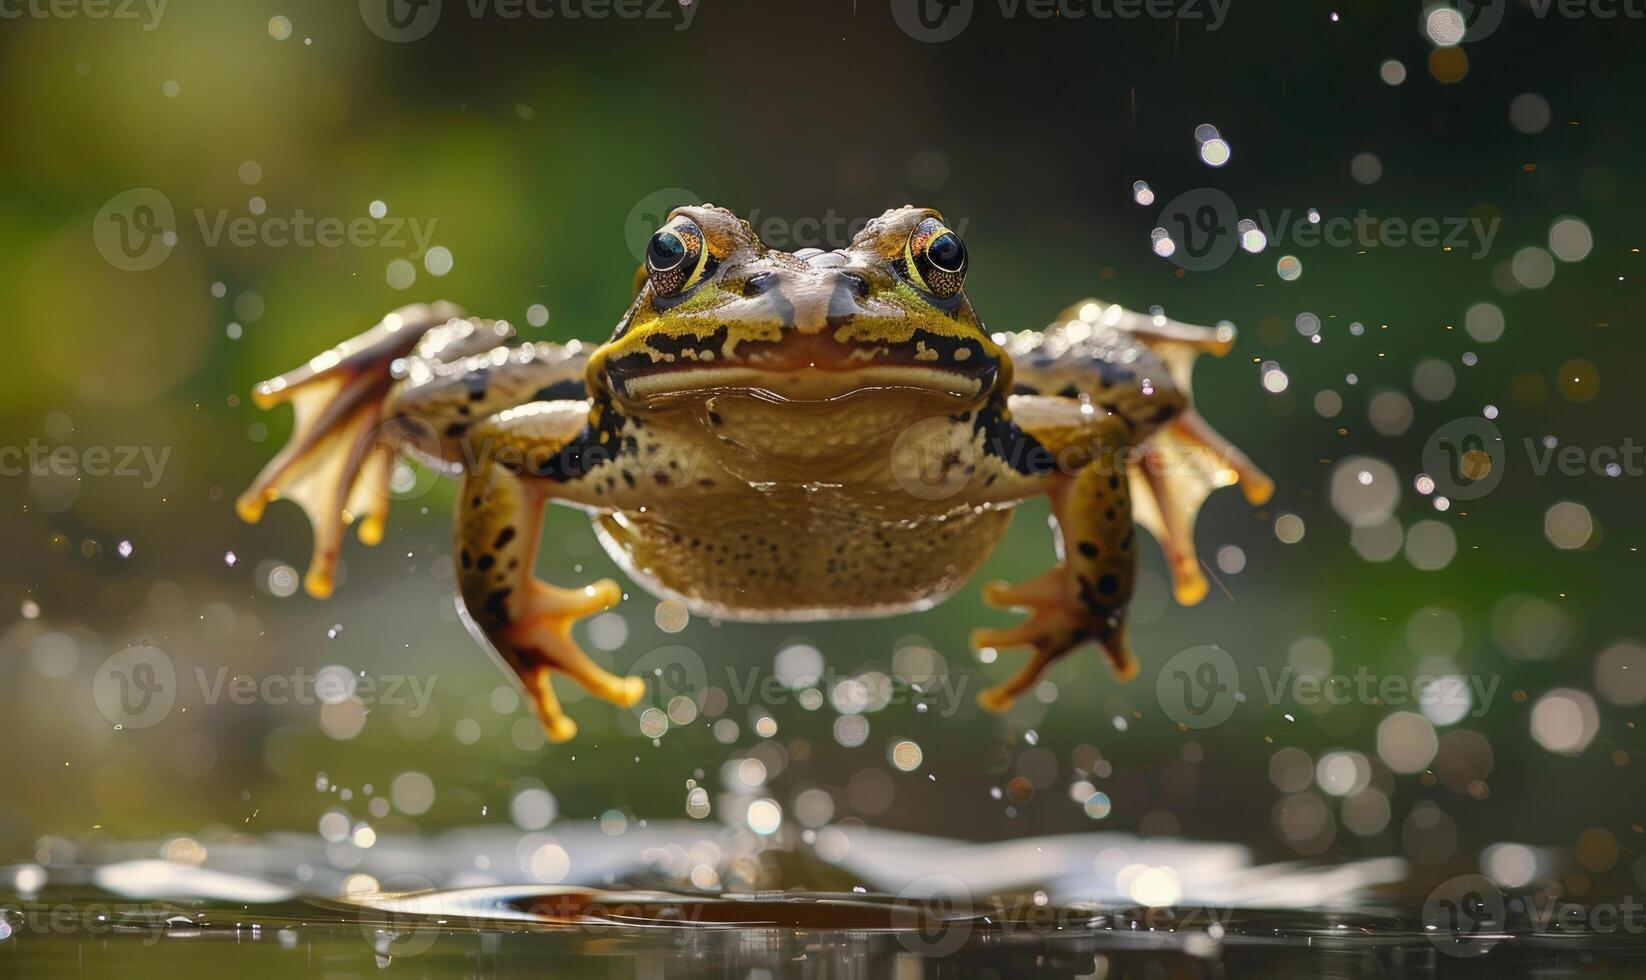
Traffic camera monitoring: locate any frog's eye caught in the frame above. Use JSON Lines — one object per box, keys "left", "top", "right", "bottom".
{"left": 645, "top": 217, "right": 717, "bottom": 298}
{"left": 902, "top": 217, "right": 968, "bottom": 300}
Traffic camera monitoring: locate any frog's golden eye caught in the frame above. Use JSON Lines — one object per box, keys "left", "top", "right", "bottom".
{"left": 902, "top": 217, "right": 968, "bottom": 300}
{"left": 645, "top": 217, "right": 717, "bottom": 298}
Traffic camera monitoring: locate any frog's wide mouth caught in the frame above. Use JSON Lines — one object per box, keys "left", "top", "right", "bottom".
{"left": 612, "top": 363, "right": 989, "bottom": 402}
{"left": 603, "top": 332, "right": 1000, "bottom": 403}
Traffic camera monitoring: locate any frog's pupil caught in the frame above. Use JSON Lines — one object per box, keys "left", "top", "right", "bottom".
{"left": 928, "top": 233, "right": 965, "bottom": 273}
{"left": 648, "top": 231, "right": 687, "bottom": 271}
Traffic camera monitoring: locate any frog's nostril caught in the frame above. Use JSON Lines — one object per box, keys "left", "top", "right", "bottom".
{"left": 743, "top": 272, "right": 779, "bottom": 296}
{"left": 838, "top": 271, "right": 870, "bottom": 298}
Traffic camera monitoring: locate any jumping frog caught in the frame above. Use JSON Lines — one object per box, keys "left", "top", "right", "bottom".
{"left": 238, "top": 205, "right": 1272, "bottom": 741}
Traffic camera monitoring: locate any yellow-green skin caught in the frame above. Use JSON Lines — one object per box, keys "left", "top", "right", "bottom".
{"left": 238, "top": 204, "right": 1272, "bottom": 742}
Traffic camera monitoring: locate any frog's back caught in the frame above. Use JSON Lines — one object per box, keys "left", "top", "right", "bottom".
{"left": 592, "top": 490, "right": 1013, "bottom": 621}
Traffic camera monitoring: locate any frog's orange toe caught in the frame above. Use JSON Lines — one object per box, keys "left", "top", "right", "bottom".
{"left": 304, "top": 566, "right": 335, "bottom": 600}
{"left": 981, "top": 567, "right": 1065, "bottom": 611}
{"left": 544, "top": 715, "right": 578, "bottom": 743}
{"left": 977, "top": 685, "right": 1016, "bottom": 715}
{"left": 614, "top": 675, "right": 646, "bottom": 709}
{"left": 1172, "top": 562, "right": 1210, "bottom": 606}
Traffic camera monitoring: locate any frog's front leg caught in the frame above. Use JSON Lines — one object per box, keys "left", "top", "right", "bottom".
{"left": 1005, "top": 300, "right": 1274, "bottom": 608}
{"left": 971, "top": 396, "right": 1141, "bottom": 712}
{"left": 239, "top": 303, "right": 592, "bottom": 597}
{"left": 455, "top": 402, "right": 643, "bottom": 742}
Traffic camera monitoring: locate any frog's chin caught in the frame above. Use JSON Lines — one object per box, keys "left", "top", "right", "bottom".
{"left": 613, "top": 364, "right": 987, "bottom": 404}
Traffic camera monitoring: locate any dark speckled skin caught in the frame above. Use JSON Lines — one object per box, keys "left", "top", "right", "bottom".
{"left": 238, "top": 206, "right": 1273, "bottom": 741}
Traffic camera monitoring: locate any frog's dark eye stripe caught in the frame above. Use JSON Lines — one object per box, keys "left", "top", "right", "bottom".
{"left": 902, "top": 216, "right": 967, "bottom": 300}
{"left": 646, "top": 217, "right": 717, "bottom": 298}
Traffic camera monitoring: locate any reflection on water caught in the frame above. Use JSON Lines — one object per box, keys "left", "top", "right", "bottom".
{"left": 5, "top": 826, "right": 1646, "bottom": 977}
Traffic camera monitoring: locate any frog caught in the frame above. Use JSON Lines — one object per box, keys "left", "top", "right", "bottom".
{"left": 238, "top": 204, "right": 1272, "bottom": 742}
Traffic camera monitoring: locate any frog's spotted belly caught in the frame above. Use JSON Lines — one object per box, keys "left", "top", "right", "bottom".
{"left": 590, "top": 499, "right": 1014, "bottom": 621}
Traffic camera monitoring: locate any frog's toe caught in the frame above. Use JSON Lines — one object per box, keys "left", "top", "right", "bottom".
{"left": 523, "top": 666, "right": 578, "bottom": 743}
{"left": 504, "top": 580, "right": 644, "bottom": 716}
{"left": 545, "top": 717, "right": 578, "bottom": 742}
{"left": 532, "top": 577, "right": 622, "bottom": 618}
{"left": 971, "top": 607, "right": 1083, "bottom": 713}
{"left": 981, "top": 567, "right": 1066, "bottom": 610}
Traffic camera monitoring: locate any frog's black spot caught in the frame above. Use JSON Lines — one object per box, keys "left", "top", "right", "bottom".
{"left": 1077, "top": 542, "right": 1099, "bottom": 559}
{"left": 1058, "top": 384, "right": 1081, "bottom": 398}
{"left": 645, "top": 325, "right": 729, "bottom": 358}
{"left": 477, "top": 554, "right": 495, "bottom": 572}
{"left": 621, "top": 471, "right": 636, "bottom": 488}
{"left": 446, "top": 422, "right": 467, "bottom": 437}
{"left": 530, "top": 379, "right": 587, "bottom": 402}
{"left": 462, "top": 370, "right": 490, "bottom": 399}
{"left": 1105, "top": 508, "right": 1116, "bottom": 521}
{"left": 494, "top": 527, "right": 516, "bottom": 549}
{"left": 1097, "top": 362, "right": 1137, "bottom": 387}
{"left": 1011, "top": 383, "right": 1040, "bottom": 396}
{"left": 1098, "top": 574, "right": 1120, "bottom": 596}
{"left": 460, "top": 548, "right": 473, "bottom": 569}
{"left": 483, "top": 586, "right": 512, "bottom": 624}
{"left": 708, "top": 410, "right": 723, "bottom": 426}
{"left": 469, "top": 496, "right": 481, "bottom": 508}
{"left": 1108, "top": 475, "right": 1120, "bottom": 490}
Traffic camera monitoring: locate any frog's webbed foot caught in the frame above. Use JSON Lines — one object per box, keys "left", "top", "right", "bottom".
{"left": 456, "top": 410, "right": 644, "bottom": 743}
{"left": 971, "top": 417, "right": 1141, "bottom": 714}
{"left": 973, "top": 568, "right": 1139, "bottom": 714}
{"left": 1018, "top": 301, "right": 1274, "bottom": 609}
{"left": 499, "top": 579, "right": 642, "bottom": 743}
{"left": 237, "top": 302, "right": 465, "bottom": 597}
{"left": 1128, "top": 410, "right": 1275, "bottom": 607}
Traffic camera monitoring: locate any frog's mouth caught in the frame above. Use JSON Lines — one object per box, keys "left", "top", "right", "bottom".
{"left": 605, "top": 333, "right": 1000, "bottom": 403}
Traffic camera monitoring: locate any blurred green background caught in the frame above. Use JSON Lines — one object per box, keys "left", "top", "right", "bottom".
{"left": 1, "top": 0, "right": 1641, "bottom": 897}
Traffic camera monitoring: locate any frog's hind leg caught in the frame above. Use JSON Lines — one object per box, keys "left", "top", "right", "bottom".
{"left": 237, "top": 302, "right": 466, "bottom": 597}
{"left": 973, "top": 397, "right": 1139, "bottom": 713}
{"left": 455, "top": 407, "right": 643, "bottom": 743}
